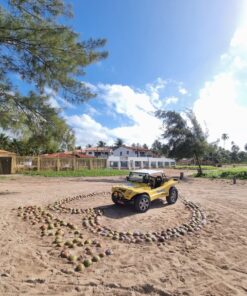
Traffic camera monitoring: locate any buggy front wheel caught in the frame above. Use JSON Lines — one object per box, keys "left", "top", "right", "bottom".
{"left": 166, "top": 187, "right": 178, "bottom": 205}
{"left": 134, "top": 194, "right": 150, "bottom": 213}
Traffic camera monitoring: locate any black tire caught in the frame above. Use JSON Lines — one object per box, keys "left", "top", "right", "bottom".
{"left": 166, "top": 187, "right": 178, "bottom": 205}
{"left": 112, "top": 194, "right": 122, "bottom": 206}
{"left": 134, "top": 194, "right": 150, "bottom": 213}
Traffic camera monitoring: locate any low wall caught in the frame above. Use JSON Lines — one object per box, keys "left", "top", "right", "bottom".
{"left": 15, "top": 156, "right": 107, "bottom": 172}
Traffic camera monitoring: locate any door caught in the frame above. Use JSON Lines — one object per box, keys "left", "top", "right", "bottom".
{"left": 0, "top": 157, "right": 12, "bottom": 174}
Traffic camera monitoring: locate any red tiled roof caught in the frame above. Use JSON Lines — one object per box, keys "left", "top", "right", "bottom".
{"left": 0, "top": 149, "right": 16, "bottom": 155}
{"left": 40, "top": 152, "right": 74, "bottom": 158}
{"left": 74, "top": 153, "right": 95, "bottom": 158}
{"left": 40, "top": 152, "right": 95, "bottom": 159}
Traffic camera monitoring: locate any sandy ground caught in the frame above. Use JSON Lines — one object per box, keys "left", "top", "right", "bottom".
{"left": 0, "top": 170, "right": 246, "bottom": 296}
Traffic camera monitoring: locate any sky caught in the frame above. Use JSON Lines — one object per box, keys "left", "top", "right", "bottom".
{"left": 24, "top": 1, "right": 247, "bottom": 149}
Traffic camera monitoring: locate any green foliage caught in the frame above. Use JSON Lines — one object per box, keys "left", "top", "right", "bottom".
{"left": 22, "top": 168, "right": 129, "bottom": 177}
{"left": 114, "top": 138, "right": 124, "bottom": 148}
{"left": 175, "top": 165, "right": 216, "bottom": 170}
{"left": 156, "top": 110, "right": 208, "bottom": 175}
{"left": 151, "top": 139, "right": 168, "bottom": 156}
{"left": 97, "top": 141, "right": 107, "bottom": 147}
{"left": 197, "top": 167, "right": 247, "bottom": 180}
{"left": 203, "top": 142, "right": 247, "bottom": 164}
{"left": 0, "top": 113, "right": 75, "bottom": 155}
{"left": 0, "top": 0, "right": 107, "bottom": 148}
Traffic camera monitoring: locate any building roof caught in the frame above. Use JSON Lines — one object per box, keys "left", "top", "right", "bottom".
{"left": 74, "top": 153, "right": 95, "bottom": 158}
{"left": 40, "top": 152, "right": 74, "bottom": 158}
{"left": 85, "top": 147, "right": 112, "bottom": 152}
{"left": 40, "top": 152, "right": 95, "bottom": 159}
{"left": 0, "top": 149, "right": 16, "bottom": 156}
{"left": 115, "top": 145, "right": 152, "bottom": 152}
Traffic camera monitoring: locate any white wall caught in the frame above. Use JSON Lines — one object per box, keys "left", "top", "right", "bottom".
{"left": 107, "top": 156, "right": 176, "bottom": 169}
{"left": 113, "top": 147, "right": 136, "bottom": 157}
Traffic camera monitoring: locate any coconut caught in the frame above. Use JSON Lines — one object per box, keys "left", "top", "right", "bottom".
{"left": 75, "top": 264, "right": 84, "bottom": 272}
{"left": 84, "top": 239, "right": 91, "bottom": 245}
{"left": 68, "top": 255, "right": 77, "bottom": 262}
{"left": 85, "top": 248, "right": 93, "bottom": 255}
{"left": 105, "top": 249, "right": 113, "bottom": 256}
{"left": 73, "top": 238, "right": 79, "bottom": 244}
{"left": 83, "top": 259, "right": 92, "bottom": 268}
{"left": 48, "top": 223, "right": 54, "bottom": 230}
{"left": 60, "top": 250, "right": 69, "bottom": 258}
{"left": 92, "top": 255, "right": 100, "bottom": 263}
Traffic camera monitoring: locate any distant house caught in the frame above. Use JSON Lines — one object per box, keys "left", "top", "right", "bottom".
{"left": 177, "top": 158, "right": 195, "bottom": 165}
{"left": 83, "top": 147, "right": 113, "bottom": 158}
{"left": 41, "top": 152, "right": 95, "bottom": 159}
{"left": 0, "top": 149, "right": 16, "bottom": 174}
{"left": 112, "top": 145, "right": 153, "bottom": 157}
{"left": 107, "top": 155, "right": 175, "bottom": 170}
{"left": 41, "top": 152, "right": 74, "bottom": 158}
{"left": 108, "top": 146, "right": 175, "bottom": 170}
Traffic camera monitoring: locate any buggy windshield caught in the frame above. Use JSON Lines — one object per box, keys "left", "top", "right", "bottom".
{"left": 128, "top": 172, "right": 149, "bottom": 183}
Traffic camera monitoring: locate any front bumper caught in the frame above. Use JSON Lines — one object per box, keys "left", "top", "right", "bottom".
{"left": 112, "top": 191, "right": 131, "bottom": 204}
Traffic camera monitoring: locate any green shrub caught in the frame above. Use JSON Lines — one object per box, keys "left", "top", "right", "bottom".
{"left": 196, "top": 167, "right": 247, "bottom": 180}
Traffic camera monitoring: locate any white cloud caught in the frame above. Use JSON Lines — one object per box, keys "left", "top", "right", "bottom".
{"left": 64, "top": 77, "right": 189, "bottom": 147}
{"left": 178, "top": 87, "right": 188, "bottom": 95}
{"left": 193, "top": 6, "right": 247, "bottom": 150}
{"left": 66, "top": 83, "right": 163, "bottom": 146}
{"left": 165, "top": 96, "right": 179, "bottom": 105}
{"left": 65, "top": 114, "right": 112, "bottom": 146}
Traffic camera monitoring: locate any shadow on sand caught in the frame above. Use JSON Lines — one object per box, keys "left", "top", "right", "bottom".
{"left": 95, "top": 199, "right": 171, "bottom": 219}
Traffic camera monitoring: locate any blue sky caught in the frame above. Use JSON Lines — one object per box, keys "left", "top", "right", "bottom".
{"left": 6, "top": 0, "right": 247, "bottom": 148}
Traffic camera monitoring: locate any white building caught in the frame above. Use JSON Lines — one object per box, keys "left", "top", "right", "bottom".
{"left": 112, "top": 145, "right": 153, "bottom": 157}
{"left": 77, "top": 147, "right": 112, "bottom": 159}
{"left": 107, "top": 155, "right": 176, "bottom": 170}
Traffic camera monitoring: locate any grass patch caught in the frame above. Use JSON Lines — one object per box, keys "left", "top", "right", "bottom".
{"left": 175, "top": 165, "right": 216, "bottom": 170}
{"left": 195, "top": 167, "right": 247, "bottom": 180}
{"left": 22, "top": 168, "right": 129, "bottom": 177}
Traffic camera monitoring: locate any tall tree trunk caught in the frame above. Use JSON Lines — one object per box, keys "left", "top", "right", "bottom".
{"left": 194, "top": 152, "right": 203, "bottom": 176}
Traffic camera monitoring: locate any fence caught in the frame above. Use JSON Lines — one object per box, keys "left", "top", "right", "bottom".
{"left": 15, "top": 156, "right": 107, "bottom": 172}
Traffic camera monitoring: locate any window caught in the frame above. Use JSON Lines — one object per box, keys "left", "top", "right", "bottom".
{"left": 158, "top": 162, "right": 164, "bottom": 168}
{"left": 120, "top": 151, "right": 122, "bottom": 156}
{"left": 135, "top": 161, "right": 141, "bottom": 168}
{"left": 143, "top": 161, "right": 149, "bottom": 168}
{"left": 120, "top": 161, "right": 128, "bottom": 168}
{"left": 88, "top": 152, "right": 92, "bottom": 155}
{"left": 110, "top": 161, "right": 118, "bottom": 168}
{"left": 127, "top": 151, "right": 129, "bottom": 155}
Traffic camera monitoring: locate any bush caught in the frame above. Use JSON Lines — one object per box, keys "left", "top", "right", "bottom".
{"left": 196, "top": 167, "right": 247, "bottom": 180}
